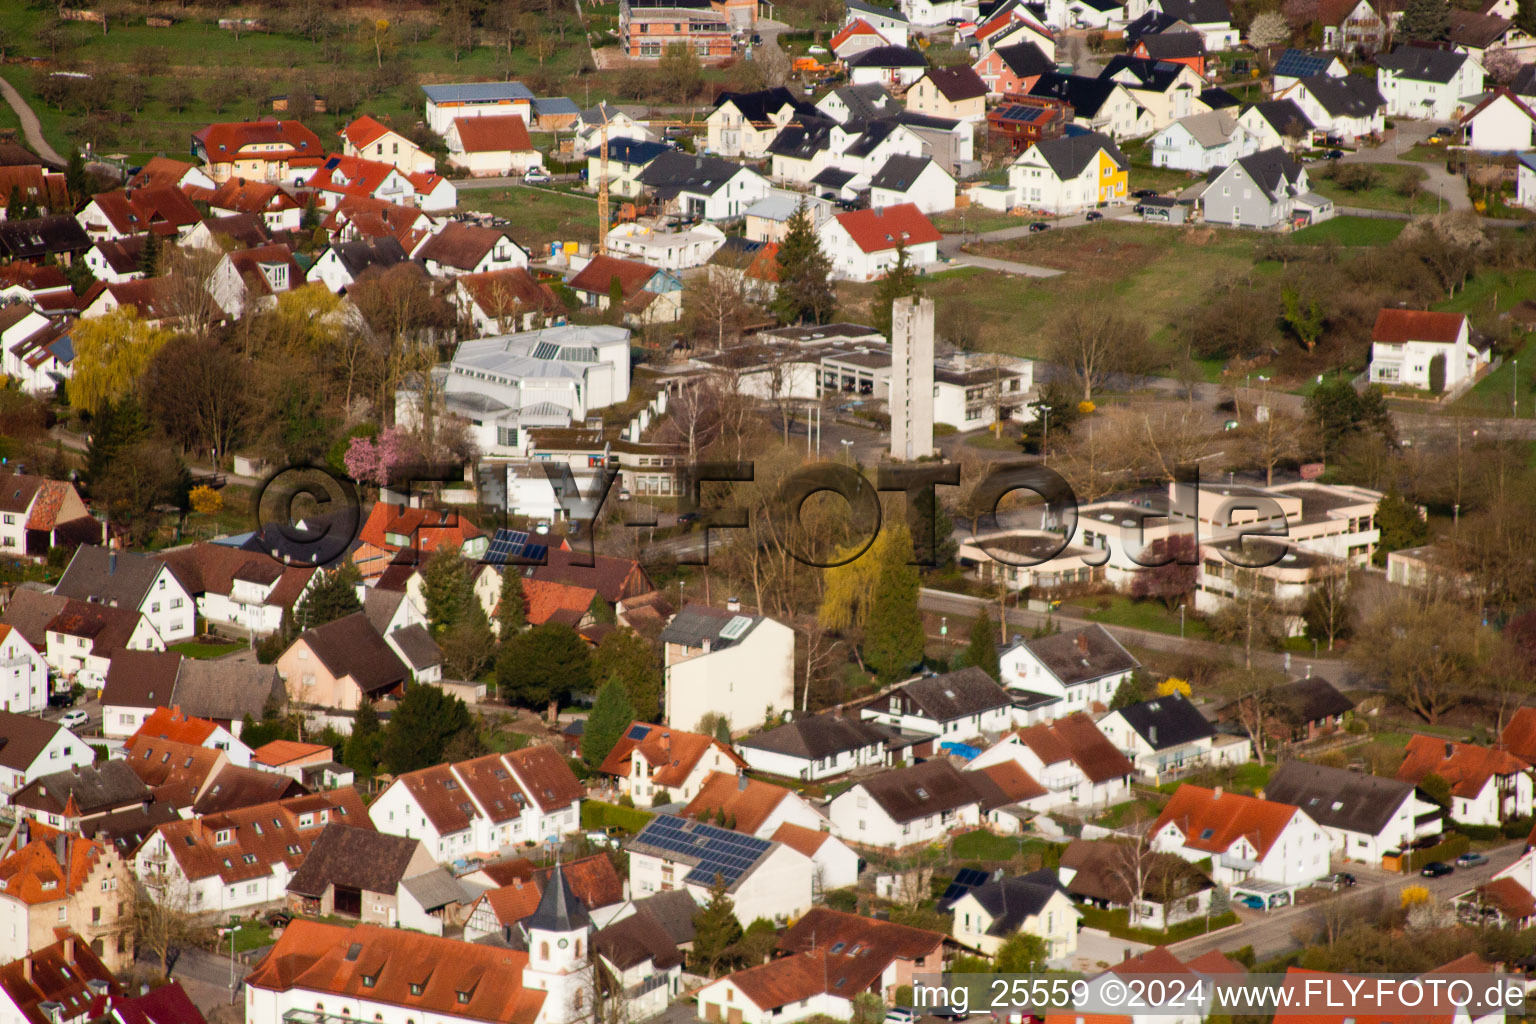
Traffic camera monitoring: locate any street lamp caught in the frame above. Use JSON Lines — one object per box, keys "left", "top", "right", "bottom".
{"left": 1514, "top": 358, "right": 1519, "bottom": 419}
{"left": 840, "top": 438, "right": 854, "bottom": 463}
{"left": 222, "top": 920, "right": 244, "bottom": 1004}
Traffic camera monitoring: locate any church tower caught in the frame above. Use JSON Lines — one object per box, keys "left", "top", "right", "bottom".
{"left": 522, "top": 861, "right": 594, "bottom": 1024}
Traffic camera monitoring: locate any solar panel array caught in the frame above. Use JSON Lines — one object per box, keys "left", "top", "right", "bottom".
{"left": 638, "top": 815, "right": 773, "bottom": 888}
{"left": 937, "top": 867, "right": 992, "bottom": 910}
{"left": 484, "top": 529, "right": 550, "bottom": 565}
{"left": 1274, "top": 49, "right": 1333, "bottom": 79}
{"left": 627, "top": 724, "right": 652, "bottom": 741}
{"left": 992, "top": 105, "right": 1051, "bottom": 123}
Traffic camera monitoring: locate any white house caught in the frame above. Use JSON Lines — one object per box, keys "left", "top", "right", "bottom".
{"left": 415, "top": 221, "right": 528, "bottom": 277}
{"left": 1007, "top": 131, "right": 1128, "bottom": 215}
{"left": 0, "top": 710, "right": 93, "bottom": 796}
{"left": 966, "top": 712, "right": 1133, "bottom": 808}
{"left": 1100, "top": 56, "right": 1205, "bottom": 133}
{"left": 44, "top": 600, "right": 166, "bottom": 691}
{"left": 708, "top": 88, "right": 812, "bottom": 159}
{"left": 826, "top": 759, "right": 984, "bottom": 848}
{"left": 1368, "top": 308, "right": 1486, "bottom": 391}
{"left": 54, "top": 544, "right": 196, "bottom": 644}
{"left": 847, "top": 46, "right": 930, "bottom": 90}
{"left": 1096, "top": 693, "right": 1248, "bottom": 783}
{"left": 819, "top": 203, "right": 942, "bottom": 281}
{"left": 445, "top": 115, "right": 545, "bottom": 176}
{"left": 1460, "top": 88, "right": 1536, "bottom": 151}
{"left": 736, "top": 711, "right": 895, "bottom": 781}
{"left": 1275, "top": 75, "right": 1386, "bottom": 142}
{"left": 0, "top": 624, "right": 48, "bottom": 715}
{"left": 771, "top": 822, "right": 862, "bottom": 893}
{"left": 368, "top": 746, "right": 584, "bottom": 862}
{"left": 1521, "top": 153, "right": 1536, "bottom": 209}
{"left": 1149, "top": 109, "right": 1263, "bottom": 172}
{"left": 627, "top": 814, "right": 813, "bottom": 925}
{"left": 1395, "top": 735, "right": 1534, "bottom": 826}
{"left": 860, "top": 667, "right": 1016, "bottom": 740}
{"left": 341, "top": 115, "right": 437, "bottom": 175}
{"left": 585, "top": 137, "right": 670, "bottom": 199}
{"left": 949, "top": 870, "right": 1079, "bottom": 960}
{"left": 422, "top": 81, "right": 535, "bottom": 135}
{"left": 636, "top": 151, "right": 772, "bottom": 221}
{"left": 869, "top": 154, "right": 956, "bottom": 214}
{"left": 604, "top": 221, "right": 727, "bottom": 271}
{"left": 1376, "top": 45, "right": 1484, "bottom": 121}
{"left": 661, "top": 604, "right": 795, "bottom": 734}
{"left": 1271, "top": 48, "right": 1349, "bottom": 92}
{"left": 1265, "top": 760, "right": 1444, "bottom": 864}
{"left": 1150, "top": 784, "right": 1331, "bottom": 887}
{"left": 598, "top": 722, "right": 747, "bottom": 804}
{"left": 999, "top": 624, "right": 1140, "bottom": 717}
{"left": 680, "top": 771, "right": 826, "bottom": 840}
{"left": 844, "top": 0, "right": 912, "bottom": 46}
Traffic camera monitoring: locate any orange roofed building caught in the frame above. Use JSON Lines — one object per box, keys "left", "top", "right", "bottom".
{"left": 1396, "top": 735, "right": 1533, "bottom": 826}
{"left": 0, "top": 932, "right": 119, "bottom": 1024}
{"left": 0, "top": 829, "right": 135, "bottom": 971}
{"left": 353, "top": 502, "right": 487, "bottom": 580}
{"left": 598, "top": 721, "right": 746, "bottom": 804}
{"left": 191, "top": 119, "right": 324, "bottom": 184}
{"left": 129, "top": 706, "right": 251, "bottom": 766}
{"left": 1149, "top": 784, "right": 1331, "bottom": 889}
{"left": 679, "top": 770, "right": 825, "bottom": 840}
{"left": 244, "top": 920, "right": 550, "bottom": 1024}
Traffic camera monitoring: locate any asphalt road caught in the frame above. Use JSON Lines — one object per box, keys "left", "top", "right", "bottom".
{"left": 1169, "top": 841, "right": 1527, "bottom": 963}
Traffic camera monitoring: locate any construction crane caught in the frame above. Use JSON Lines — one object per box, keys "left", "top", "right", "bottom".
{"left": 597, "top": 118, "right": 609, "bottom": 256}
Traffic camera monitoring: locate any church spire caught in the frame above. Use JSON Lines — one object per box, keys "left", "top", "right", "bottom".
{"left": 528, "top": 859, "right": 590, "bottom": 932}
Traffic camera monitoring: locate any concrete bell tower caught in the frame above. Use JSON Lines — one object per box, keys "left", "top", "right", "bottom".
{"left": 890, "top": 295, "right": 935, "bottom": 461}
{"left": 522, "top": 860, "right": 594, "bottom": 1024}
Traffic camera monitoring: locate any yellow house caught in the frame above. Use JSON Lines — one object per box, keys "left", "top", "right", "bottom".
{"left": 1007, "top": 131, "right": 1127, "bottom": 215}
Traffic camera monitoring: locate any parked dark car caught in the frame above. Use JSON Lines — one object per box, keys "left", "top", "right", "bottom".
{"left": 47, "top": 690, "right": 76, "bottom": 709}
{"left": 1084, "top": 210, "right": 1103, "bottom": 222}
{"left": 1028, "top": 221, "right": 1050, "bottom": 232}
{"left": 1132, "top": 188, "right": 1159, "bottom": 199}
{"left": 1434, "top": 126, "right": 1456, "bottom": 137}
{"left": 1323, "top": 872, "right": 1356, "bottom": 890}
{"left": 676, "top": 511, "right": 701, "bottom": 525}
{"left": 1421, "top": 861, "right": 1455, "bottom": 878}
{"left": 1325, "top": 149, "right": 1345, "bottom": 160}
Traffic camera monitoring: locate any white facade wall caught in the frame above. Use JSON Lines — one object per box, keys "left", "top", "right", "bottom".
{"left": 0, "top": 630, "right": 47, "bottom": 714}
{"left": 825, "top": 782, "right": 980, "bottom": 848}
{"left": 664, "top": 619, "right": 795, "bottom": 734}
{"left": 1464, "top": 94, "right": 1536, "bottom": 151}
{"left": 627, "top": 844, "right": 813, "bottom": 925}
{"left": 1151, "top": 809, "right": 1330, "bottom": 886}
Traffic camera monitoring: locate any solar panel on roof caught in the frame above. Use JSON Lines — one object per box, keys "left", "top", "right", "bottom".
{"left": 485, "top": 529, "right": 549, "bottom": 566}
{"left": 627, "top": 725, "right": 651, "bottom": 740}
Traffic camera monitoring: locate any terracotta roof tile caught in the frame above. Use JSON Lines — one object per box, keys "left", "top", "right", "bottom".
{"left": 194, "top": 120, "right": 323, "bottom": 162}
{"left": 1396, "top": 735, "right": 1529, "bottom": 798}
{"left": 681, "top": 771, "right": 795, "bottom": 834}
{"left": 458, "top": 268, "right": 562, "bottom": 320}
{"left": 504, "top": 744, "right": 585, "bottom": 812}
{"left": 831, "top": 202, "right": 942, "bottom": 254}
{"left": 521, "top": 578, "right": 597, "bottom": 627}
{"left": 252, "top": 740, "right": 332, "bottom": 767}
{"left": 569, "top": 255, "right": 658, "bottom": 299}
{"left": 0, "top": 932, "right": 117, "bottom": 1024}
{"left": 598, "top": 722, "right": 745, "bottom": 788}
{"left": 769, "top": 821, "right": 831, "bottom": 858}
{"left": 453, "top": 115, "right": 535, "bottom": 154}
{"left": 0, "top": 834, "right": 108, "bottom": 905}
{"left": 131, "top": 707, "right": 218, "bottom": 747}
{"left": 1151, "top": 785, "right": 1300, "bottom": 860}
{"left": 1372, "top": 309, "right": 1466, "bottom": 344}
{"left": 151, "top": 786, "right": 368, "bottom": 885}
{"left": 343, "top": 116, "right": 394, "bottom": 149}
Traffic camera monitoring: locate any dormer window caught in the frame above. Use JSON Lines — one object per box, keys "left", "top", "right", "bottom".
{"left": 409, "top": 984, "right": 424, "bottom": 997}
{"left": 215, "top": 829, "right": 233, "bottom": 845}
{"left": 456, "top": 992, "right": 471, "bottom": 1005}
{"left": 362, "top": 974, "right": 378, "bottom": 988}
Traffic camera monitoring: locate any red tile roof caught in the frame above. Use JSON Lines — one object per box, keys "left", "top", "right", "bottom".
{"left": 150, "top": 786, "right": 368, "bottom": 884}
{"left": 598, "top": 722, "right": 745, "bottom": 788}
{"left": 252, "top": 739, "right": 332, "bottom": 767}
{"left": 387, "top": 746, "right": 582, "bottom": 836}
{"left": 246, "top": 920, "right": 546, "bottom": 1024}
{"left": 458, "top": 268, "right": 562, "bottom": 321}
{"left": 1014, "top": 712, "right": 1134, "bottom": 783}
{"left": 308, "top": 154, "right": 405, "bottom": 202}
{"left": 1500, "top": 706, "right": 1536, "bottom": 763}
{"left": 1371, "top": 309, "right": 1466, "bottom": 344}
{"left": 521, "top": 578, "right": 597, "bottom": 627}
{"left": 831, "top": 19, "right": 888, "bottom": 49}
{"left": 131, "top": 706, "right": 218, "bottom": 747}
{"left": 0, "top": 932, "right": 118, "bottom": 1024}
{"left": 832, "top": 203, "right": 942, "bottom": 254}
{"left": 357, "top": 502, "right": 484, "bottom": 556}
{"left": 194, "top": 120, "right": 323, "bottom": 162}
{"left": 208, "top": 177, "right": 296, "bottom": 216}
{"left": 474, "top": 853, "right": 623, "bottom": 923}
{"left": 85, "top": 187, "right": 202, "bottom": 237}
{"left": 343, "top": 115, "right": 394, "bottom": 149}
{"left": 569, "top": 254, "right": 659, "bottom": 299}
{"left": 681, "top": 771, "right": 795, "bottom": 835}
{"left": 977, "top": 759, "right": 1048, "bottom": 801}
{"left": 770, "top": 821, "right": 832, "bottom": 858}
{"left": 453, "top": 115, "right": 535, "bottom": 154}
{"left": 505, "top": 744, "right": 585, "bottom": 813}
{"left": 723, "top": 953, "right": 835, "bottom": 1010}
{"left": 1151, "top": 784, "right": 1300, "bottom": 860}
{"left": 1395, "top": 735, "right": 1529, "bottom": 798}
{"left": 0, "top": 833, "right": 109, "bottom": 905}
{"left": 127, "top": 156, "right": 201, "bottom": 191}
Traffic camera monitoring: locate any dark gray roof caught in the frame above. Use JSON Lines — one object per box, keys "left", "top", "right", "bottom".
{"left": 767, "top": 119, "right": 838, "bottom": 161}
{"left": 593, "top": 908, "right": 684, "bottom": 971}
{"left": 10, "top": 761, "right": 150, "bottom": 817}
{"left": 297, "top": 611, "right": 409, "bottom": 696}
{"left": 1377, "top": 44, "right": 1468, "bottom": 84}
{"left": 1157, "top": 0, "right": 1231, "bottom": 24}
{"left": 1125, "top": 9, "right": 1185, "bottom": 41}
{"left": 1273, "top": 676, "right": 1355, "bottom": 724}
{"left": 171, "top": 660, "right": 285, "bottom": 724}
{"left": 584, "top": 138, "right": 670, "bottom": 166}
{"left": 1014, "top": 624, "right": 1139, "bottom": 687}
{"left": 388, "top": 624, "right": 442, "bottom": 671}
{"left": 994, "top": 41, "right": 1055, "bottom": 78}
{"left": 528, "top": 860, "right": 591, "bottom": 932}
{"left": 714, "top": 88, "right": 817, "bottom": 123}
{"left": 581, "top": 102, "right": 626, "bottom": 126}
{"left": 328, "top": 237, "right": 407, "bottom": 280}
{"left": 1026, "top": 131, "right": 1126, "bottom": 179}
{"left": 1111, "top": 694, "right": 1213, "bottom": 750}
{"left": 867, "top": 667, "right": 1013, "bottom": 723}
{"left": 1300, "top": 74, "right": 1385, "bottom": 117}
{"left": 827, "top": 84, "right": 901, "bottom": 122}
{"left": 286, "top": 823, "right": 424, "bottom": 898}
{"left": 1028, "top": 74, "right": 1127, "bottom": 119}
{"left": 638, "top": 151, "right": 754, "bottom": 198}
{"left": 1512, "top": 64, "right": 1536, "bottom": 97}
{"left": 659, "top": 604, "right": 764, "bottom": 650}
{"left": 811, "top": 166, "right": 858, "bottom": 189}
{"left": 1213, "top": 147, "right": 1304, "bottom": 201}
{"left": 1137, "top": 32, "right": 1206, "bottom": 59}
{"left": 1101, "top": 55, "right": 1197, "bottom": 91}
{"left": 1247, "top": 98, "right": 1315, "bottom": 134}
{"left": 847, "top": 0, "right": 910, "bottom": 21}
{"left": 1201, "top": 87, "right": 1241, "bottom": 110}
{"left": 533, "top": 96, "right": 581, "bottom": 117}
{"left": 1263, "top": 759, "right": 1414, "bottom": 835}
{"left": 362, "top": 587, "right": 407, "bottom": 635}
{"left": 54, "top": 546, "right": 164, "bottom": 609}
{"left": 964, "top": 870, "right": 1065, "bottom": 935}
{"left": 0, "top": 216, "right": 91, "bottom": 259}
{"left": 0, "top": 711, "right": 73, "bottom": 774}
{"left": 401, "top": 867, "right": 470, "bottom": 910}
{"left": 847, "top": 45, "right": 928, "bottom": 69}
{"left": 738, "top": 712, "right": 890, "bottom": 760}
{"left": 631, "top": 889, "right": 699, "bottom": 946}
{"left": 854, "top": 759, "right": 984, "bottom": 823}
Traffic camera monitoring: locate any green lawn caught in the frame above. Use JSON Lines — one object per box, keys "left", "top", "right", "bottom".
{"left": 951, "top": 830, "right": 1054, "bottom": 862}
{"left": 1093, "top": 795, "right": 1167, "bottom": 828}
{"left": 932, "top": 209, "right": 1027, "bottom": 235}
{"left": 1311, "top": 162, "right": 1429, "bottom": 214}
{"left": 224, "top": 922, "right": 275, "bottom": 952}
{"left": 580, "top": 800, "right": 654, "bottom": 834}
{"left": 1078, "top": 906, "right": 1241, "bottom": 943}
{"left": 464, "top": 187, "right": 600, "bottom": 251}
{"left": 1288, "top": 215, "right": 1405, "bottom": 246}
{"left": 170, "top": 640, "right": 247, "bottom": 659}
{"left": 1069, "top": 595, "right": 1212, "bottom": 639}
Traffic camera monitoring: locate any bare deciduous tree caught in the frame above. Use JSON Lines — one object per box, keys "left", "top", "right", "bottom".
{"left": 1045, "top": 301, "right": 1150, "bottom": 403}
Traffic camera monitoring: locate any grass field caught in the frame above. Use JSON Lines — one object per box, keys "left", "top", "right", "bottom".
{"left": 465, "top": 186, "right": 600, "bottom": 250}
{"left": 1068, "top": 594, "right": 1213, "bottom": 639}
{"left": 170, "top": 639, "right": 247, "bottom": 659}
{"left": 1288, "top": 215, "right": 1406, "bottom": 246}
{"left": 932, "top": 209, "right": 1028, "bottom": 235}
{"left": 1311, "top": 162, "right": 1429, "bottom": 214}
{"left": 0, "top": 5, "right": 593, "bottom": 156}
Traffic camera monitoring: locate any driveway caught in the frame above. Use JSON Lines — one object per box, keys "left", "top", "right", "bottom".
{"left": 937, "top": 207, "right": 1139, "bottom": 277}
{"left": 1329, "top": 118, "right": 1470, "bottom": 213}
{"left": 0, "top": 75, "right": 62, "bottom": 166}
{"left": 1169, "top": 841, "right": 1527, "bottom": 963}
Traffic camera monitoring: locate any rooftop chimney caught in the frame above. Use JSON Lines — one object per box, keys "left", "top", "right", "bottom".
{"left": 108, "top": 550, "right": 117, "bottom": 575}
{"left": 1446, "top": 741, "right": 1455, "bottom": 759}
{"left": 63, "top": 936, "right": 75, "bottom": 965}
{"left": 1074, "top": 632, "right": 1089, "bottom": 654}
{"left": 737, "top": 769, "right": 748, "bottom": 792}
{"left": 1148, "top": 725, "right": 1157, "bottom": 746}
{"left": 726, "top": 596, "right": 740, "bottom": 613}
{"left": 21, "top": 957, "right": 30, "bottom": 984}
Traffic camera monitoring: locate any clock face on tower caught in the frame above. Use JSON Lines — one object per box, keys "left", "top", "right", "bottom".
{"left": 557, "top": 938, "right": 570, "bottom": 949}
